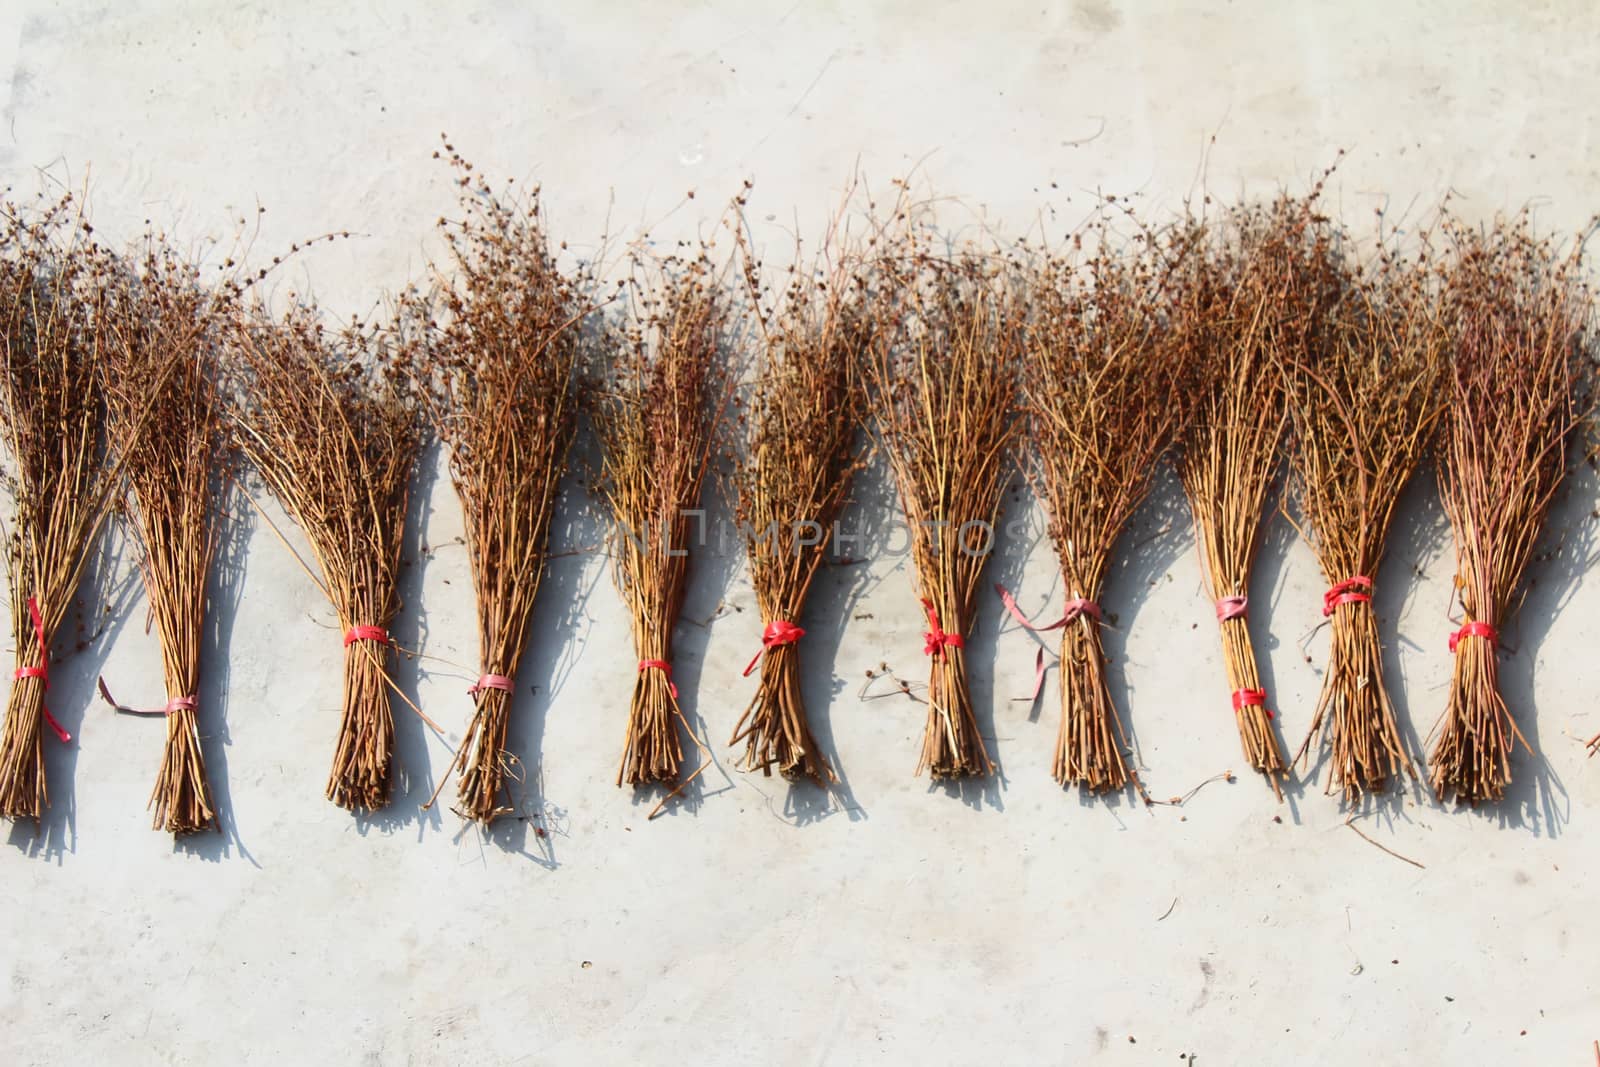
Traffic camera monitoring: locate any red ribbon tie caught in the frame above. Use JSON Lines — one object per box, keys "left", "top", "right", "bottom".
{"left": 742, "top": 619, "right": 806, "bottom": 677}
{"left": 1322, "top": 576, "right": 1373, "bottom": 616}
{"left": 995, "top": 584, "right": 1102, "bottom": 701}
{"left": 1231, "top": 687, "right": 1273, "bottom": 720}
{"left": 1215, "top": 595, "right": 1248, "bottom": 622}
{"left": 639, "top": 659, "right": 678, "bottom": 699}
{"left": 921, "top": 599, "right": 964, "bottom": 659}
{"left": 1448, "top": 621, "right": 1498, "bottom": 653}
{"left": 343, "top": 625, "right": 390, "bottom": 647}
{"left": 13, "top": 596, "right": 69, "bottom": 743}
{"left": 98, "top": 677, "right": 198, "bottom": 717}
{"left": 469, "top": 673, "right": 516, "bottom": 697}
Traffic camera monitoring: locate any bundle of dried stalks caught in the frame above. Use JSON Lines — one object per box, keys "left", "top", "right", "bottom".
{"left": 1020, "top": 228, "right": 1192, "bottom": 793}
{"left": 868, "top": 245, "right": 1021, "bottom": 779}
{"left": 1284, "top": 249, "right": 1446, "bottom": 802}
{"left": 421, "top": 146, "right": 593, "bottom": 825}
{"left": 596, "top": 253, "right": 730, "bottom": 795}
{"left": 727, "top": 215, "right": 868, "bottom": 785}
{"left": 229, "top": 299, "right": 426, "bottom": 811}
{"left": 0, "top": 194, "right": 120, "bottom": 821}
{"left": 1172, "top": 192, "right": 1344, "bottom": 794}
{"left": 1432, "top": 216, "right": 1592, "bottom": 803}
{"left": 100, "top": 239, "right": 233, "bottom": 833}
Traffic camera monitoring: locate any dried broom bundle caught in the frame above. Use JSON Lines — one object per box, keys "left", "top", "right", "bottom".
{"left": 229, "top": 300, "right": 426, "bottom": 811}
{"left": 421, "top": 148, "right": 592, "bottom": 825}
{"left": 596, "top": 253, "right": 730, "bottom": 792}
{"left": 1172, "top": 193, "right": 1344, "bottom": 793}
{"left": 0, "top": 195, "right": 119, "bottom": 821}
{"left": 1284, "top": 251, "right": 1446, "bottom": 802}
{"left": 99, "top": 239, "right": 233, "bottom": 833}
{"left": 727, "top": 221, "right": 867, "bottom": 785}
{"left": 1431, "top": 217, "right": 1592, "bottom": 803}
{"left": 1019, "top": 230, "right": 1192, "bottom": 793}
{"left": 868, "top": 248, "right": 1021, "bottom": 779}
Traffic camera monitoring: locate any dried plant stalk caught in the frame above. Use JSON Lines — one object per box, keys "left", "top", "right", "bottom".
{"left": 1173, "top": 193, "right": 1343, "bottom": 792}
{"left": 230, "top": 301, "right": 424, "bottom": 811}
{"left": 728, "top": 215, "right": 866, "bottom": 785}
{"left": 0, "top": 194, "right": 123, "bottom": 821}
{"left": 869, "top": 248, "right": 1020, "bottom": 779}
{"left": 1284, "top": 251, "right": 1445, "bottom": 802}
{"left": 101, "top": 239, "right": 233, "bottom": 833}
{"left": 423, "top": 146, "right": 591, "bottom": 825}
{"left": 597, "top": 254, "right": 729, "bottom": 791}
{"left": 1022, "top": 231, "right": 1192, "bottom": 792}
{"left": 1431, "top": 217, "right": 1591, "bottom": 803}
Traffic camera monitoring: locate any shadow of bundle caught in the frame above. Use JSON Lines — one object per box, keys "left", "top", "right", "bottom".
{"left": 100, "top": 239, "right": 234, "bottom": 833}
{"left": 727, "top": 216, "right": 868, "bottom": 785}
{"left": 0, "top": 195, "right": 119, "bottom": 821}
{"left": 1021, "top": 226, "right": 1194, "bottom": 794}
{"left": 229, "top": 299, "right": 425, "bottom": 812}
{"left": 1284, "top": 247, "right": 1445, "bottom": 803}
{"left": 1432, "top": 216, "right": 1592, "bottom": 804}
{"left": 1171, "top": 191, "right": 1344, "bottom": 795}
{"left": 422, "top": 147, "right": 593, "bottom": 826}
{"left": 596, "top": 253, "right": 730, "bottom": 793}
{"left": 868, "top": 248, "right": 1021, "bottom": 780}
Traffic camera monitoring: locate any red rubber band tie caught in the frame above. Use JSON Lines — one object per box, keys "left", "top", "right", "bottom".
{"left": 1231, "top": 687, "right": 1274, "bottom": 720}
{"left": 1448, "top": 620, "right": 1498, "bottom": 653}
{"left": 96, "top": 677, "right": 198, "bottom": 717}
{"left": 1322, "top": 576, "right": 1373, "bottom": 616}
{"left": 469, "top": 674, "right": 515, "bottom": 697}
{"left": 742, "top": 619, "right": 805, "bottom": 677}
{"left": 343, "top": 625, "right": 390, "bottom": 647}
{"left": 638, "top": 659, "right": 677, "bottom": 699}
{"left": 995, "top": 583, "right": 1102, "bottom": 701}
{"left": 1215, "top": 595, "right": 1248, "bottom": 622}
{"left": 921, "top": 599, "right": 964, "bottom": 660}
{"left": 13, "top": 597, "right": 70, "bottom": 743}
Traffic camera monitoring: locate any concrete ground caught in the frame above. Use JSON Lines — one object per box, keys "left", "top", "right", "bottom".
{"left": 2, "top": 2, "right": 1598, "bottom": 1063}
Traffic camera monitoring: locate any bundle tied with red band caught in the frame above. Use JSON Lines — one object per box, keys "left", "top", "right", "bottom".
{"left": 420, "top": 149, "right": 592, "bottom": 826}
{"left": 1448, "top": 620, "right": 1497, "bottom": 653}
{"left": 1322, "top": 577, "right": 1373, "bottom": 616}
{"left": 229, "top": 295, "right": 424, "bottom": 814}
{"left": 597, "top": 251, "right": 727, "bottom": 799}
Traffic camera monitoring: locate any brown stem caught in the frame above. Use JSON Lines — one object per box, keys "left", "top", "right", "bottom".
{"left": 327, "top": 639, "right": 395, "bottom": 811}
{"left": 1054, "top": 617, "right": 1131, "bottom": 792}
